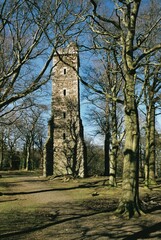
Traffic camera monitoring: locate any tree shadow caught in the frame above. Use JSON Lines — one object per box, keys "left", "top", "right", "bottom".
{"left": 0, "top": 199, "right": 161, "bottom": 240}
{"left": 0, "top": 206, "right": 113, "bottom": 239}
{"left": 123, "top": 221, "right": 161, "bottom": 240}
{"left": 0, "top": 198, "right": 17, "bottom": 203}
{"left": 1, "top": 179, "right": 108, "bottom": 196}
{"left": 1, "top": 173, "right": 161, "bottom": 239}
{"left": 141, "top": 194, "right": 161, "bottom": 213}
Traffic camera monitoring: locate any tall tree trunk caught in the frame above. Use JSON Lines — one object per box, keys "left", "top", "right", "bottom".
{"left": 0, "top": 131, "right": 4, "bottom": 170}
{"left": 104, "top": 132, "right": 110, "bottom": 176}
{"left": 116, "top": 1, "right": 142, "bottom": 217}
{"left": 145, "top": 102, "right": 156, "bottom": 187}
{"left": 104, "top": 100, "right": 110, "bottom": 176}
{"left": 149, "top": 103, "right": 156, "bottom": 185}
{"left": 144, "top": 148, "right": 149, "bottom": 186}
{"left": 117, "top": 73, "right": 140, "bottom": 217}
{"left": 26, "top": 144, "right": 32, "bottom": 171}
{"left": 145, "top": 109, "right": 150, "bottom": 187}
{"left": 109, "top": 146, "right": 117, "bottom": 187}
{"left": 109, "top": 100, "right": 118, "bottom": 187}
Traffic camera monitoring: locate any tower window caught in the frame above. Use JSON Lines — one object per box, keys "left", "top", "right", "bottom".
{"left": 63, "top": 133, "right": 66, "bottom": 140}
{"left": 63, "top": 68, "right": 67, "bottom": 74}
{"left": 63, "top": 89, "right": 66, "bottom": 96}
{"left": 63, "top": 112, "right": 66, "bottom": 119}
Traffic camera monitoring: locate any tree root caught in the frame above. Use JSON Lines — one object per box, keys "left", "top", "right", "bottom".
{"left": 115, "top": 200, "right": 145, "bottom": 219}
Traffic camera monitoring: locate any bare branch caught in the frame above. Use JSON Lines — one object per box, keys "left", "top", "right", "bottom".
{"left": 90, "top": 0, "right": 122, "bottom": 30}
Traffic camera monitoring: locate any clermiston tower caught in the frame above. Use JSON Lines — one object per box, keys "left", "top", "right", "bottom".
{"left": 43, "top": 43, "right": 86, "bottom": 178}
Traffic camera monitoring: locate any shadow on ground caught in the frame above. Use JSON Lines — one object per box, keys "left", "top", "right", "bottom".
{"left": 0, "top": 201, "right": 161, "bottom": 240}
{"left": 0, "top": 199, "right": 161, "bottom": 240}
{"left": 1, "top": 172, "right": 161, "bottom": 240}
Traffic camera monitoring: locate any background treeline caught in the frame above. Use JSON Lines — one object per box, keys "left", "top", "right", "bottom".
{"left": 0, "top": 98, "right": 47, "bottom": 171}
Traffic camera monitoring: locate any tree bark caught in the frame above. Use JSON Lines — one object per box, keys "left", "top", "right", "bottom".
{"left": 26, "top": 144, "right": 32, "bottom": 171}
{"left": 145, "top": 96, "right": 156, "bottom": 187}
{"left": 0, "top": 131, "right": 4, "bottom": 170}
{"left": 117, "top": 73, "right": 141, "bottom": 217}
{"left": 109, "top": 149, "right": 117, "bottom": 187}
{"left": 116, "top": 1, "right": 141, "bottom": 217}
{"left": 104, "top": 132, "right": 110, "bottom": 176}
{"left": 109, "top": 100, "right": 118, "bottom": 187}
{"left": 144, "top": 120, "right": 150, "bottom": 187}
{"left": 104, "top": 98, "right": 110, "bottom": 176}
{"left": 149, "top": 103, "right": 156, "bottom": 185}
{"left": 116, "top": 0, "right": 143, "bottom": 218}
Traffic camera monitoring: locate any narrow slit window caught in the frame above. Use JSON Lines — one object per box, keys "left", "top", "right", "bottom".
{"left": 64, "top": 68, "right": 67, "bottom": 74}
{"left": 63, "top": 112, "right": 66, "bottom": 119}
{"left": 63, "top": 89, "right": 66, "bottom": 96}
{"left": 63, "top": 133, "right": 66, "bottom": 140}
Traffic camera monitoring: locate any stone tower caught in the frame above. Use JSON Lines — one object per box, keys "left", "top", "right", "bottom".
{"left": 43, "top": 43, "right": 86, "bottom": 177}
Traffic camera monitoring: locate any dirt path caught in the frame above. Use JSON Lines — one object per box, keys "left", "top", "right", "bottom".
{"left": 1, "top": 171, "right": 161, "bottom": 240}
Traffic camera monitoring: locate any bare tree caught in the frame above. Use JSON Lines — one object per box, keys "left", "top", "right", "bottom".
{"left": 16, "top": 101, "right": 47, "bottom": 170}
{"left": 0, "top": 0, "right": 87, "bottom": 115}
{"left": 82, "top": 52, "right": 124, "bottom": 185}
{"left": 0, "top": 0, "right": 89, "bottom": 173}
{"left": 82, "top": 0, "right": 161, "bottom": 217}
{"left": 138, "top": 0, "right": 161, "bottom": 187}
{"left": 143, "top": 63, "right": 161, "bottom": 186}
